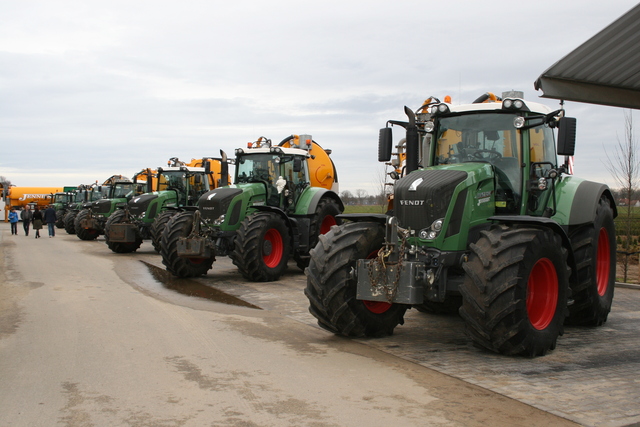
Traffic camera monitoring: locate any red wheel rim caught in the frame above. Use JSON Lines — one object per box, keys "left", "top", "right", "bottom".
{"left": 526, "top": 258, "right": 558, "bottom": 330}
{"left": 596, "top": 227, "right": 611, "bottom": 296}
{"left": 263, "top": 228, "right": 283, "bottom": 268}
{"left": 319, "top": 215, "right": 337, "bottom": 235}
{"left": 362, "top": 249, "right": 392, "bottom": 314}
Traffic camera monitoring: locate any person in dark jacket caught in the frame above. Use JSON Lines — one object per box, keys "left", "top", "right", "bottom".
{"left": 20, "top": 205, "right": 33, "bottom": 236}
{"left": 32, "top": 207, "right": 43, "bottom": 239}
{"left": 43, "top": 205, "right": 57, "bottom": 237}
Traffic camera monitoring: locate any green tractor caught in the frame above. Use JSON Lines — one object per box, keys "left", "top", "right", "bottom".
{"left": 63, "top": 184, "right": 103, "bottom": 235}
{"left": 305, "top": 92, "right": 617, "bottom": 357}
{"left": 75, "top": 175, "right": 137, "bottom": 241}
{"left": 50, "top": 190, "right": 75, "bottom": 228}
{"left": 161, "top": 135, "right": 343, "bottom": 281}
{"left": 104, "top": 158, "right": 226, "bottom": 253}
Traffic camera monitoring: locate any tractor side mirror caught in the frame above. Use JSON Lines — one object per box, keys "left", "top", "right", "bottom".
{"left": 379, "top": 127, "right": 392, "bottom": 162}
{"left": 293, "top": 157, "right": 302, "bottom": 173}
{"left": 557, "top": 117, "right": 576, "bottom": 156}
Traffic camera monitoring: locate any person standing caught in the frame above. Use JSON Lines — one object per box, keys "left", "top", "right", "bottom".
{"left": 20, "top": 205, "right": 33, "bottom": 236}
{"left": 32, "top": 207, "right": 43, "bottom": 239}
{"left": 43, "top": 204, "right": 57, "bottom": 237}
{"left": 9, "top": 208, "right": 19, "bottom": 235}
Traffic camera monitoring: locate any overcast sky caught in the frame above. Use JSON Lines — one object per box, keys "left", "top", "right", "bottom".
{"left": 1, "top": 0, "right": 637, "bottom": 195}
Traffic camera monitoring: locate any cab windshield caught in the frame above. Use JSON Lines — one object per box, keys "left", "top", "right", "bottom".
{"left": 158, "top": 171, "right": 188, "bottom": 192}
{"left": 112, "top": 183, "right": 134, "bottom": 198}
{"left": 158, "top": 170, "right": 210, "bottom": 204}
{"left": 235, "top": 154, "right": 280, "bottom": 184}
{"left": 435, "top": 112, "right": 523, "bottom": 211}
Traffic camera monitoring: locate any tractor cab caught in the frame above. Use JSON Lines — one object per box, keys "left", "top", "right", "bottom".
{"left": 234, "top": 139, "right": 310, "bottom": 211}
{"left": 427, "top": 96, "right": 568, "bottom": 216}
{"left": 157, "top": 166, "right": 212, "bottom": 206}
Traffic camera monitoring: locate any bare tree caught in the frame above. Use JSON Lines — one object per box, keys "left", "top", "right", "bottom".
{"left": 604, "top": 110, "right": 639, "bottom": 282}
{"left": 354, "top": 189, "right": 368, "bottom": 200}
{"left": 340, "top": 190, "right": 354, "bottom": 205}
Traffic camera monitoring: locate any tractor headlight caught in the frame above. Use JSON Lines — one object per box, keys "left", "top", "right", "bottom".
{"left": 419, "top": 218, "right": 444, "bottom": 240}
{"left": 213, "top": 214, "right": 225, "bottom": 225}
{"left": 514, "top": 116, "right": 526, "bottom": 129}
{"left": 431, "top": 103, "right": 450, "bottom": 115}
{"left": 423, "top": 121, "right": 435, "bottom": 133}
{"left": 537, "top": 177, "right": 548, "bottom": 191}
{"left": 502, "top": 98, "right": 529, "bottom": 111}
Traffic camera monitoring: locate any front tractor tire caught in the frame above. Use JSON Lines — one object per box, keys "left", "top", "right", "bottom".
{"left": 104, "top": 210, "right": 142, "bottom": 253}
{"left": 459, "top": 225, "right": 570, "bottom": 357}
{"left": 74, "top": 209, "right": 100, "bottom": 241}
{"left": 567, "top": 196, "right": 616, "bottom": 326}
{"left": 55, "top": 210, "right": 66, "bottom": 228}
{"left": 160, "top": 212, "right": 214, "bottom": 278}
{"left": 64, "top": 211, "right": 78, "bottom": 234}
{"left": 150, "top": 210, "right": 176, "bottom": 253}
{"left": 232, "top": 212, "right": 291, "bottom": 282}
{"left": 304, "top": 221, "right": 407, "bottom": 337}
{"left": 294, "top": 197, "right": 342, "bottom": 271}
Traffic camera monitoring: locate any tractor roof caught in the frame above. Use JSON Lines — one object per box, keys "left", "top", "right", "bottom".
{"left": 159, "top": 166, "right": 207, "bottom": 173}
{"left": 237, "top": 146, "right": 309, "bottom": 157}
{"left": 445, "top": 100, "right": 554, "bottom": 115}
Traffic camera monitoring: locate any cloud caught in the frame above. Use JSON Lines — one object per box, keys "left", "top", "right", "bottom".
{"left": 1, "top": 0, "right": 637, "bottom": 195}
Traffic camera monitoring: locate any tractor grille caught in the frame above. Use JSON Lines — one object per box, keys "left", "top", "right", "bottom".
{"left": 198, "top": 188, "right": 243, "bottom": 221}
{"left": 394, "top": 169, "right": 467, "bottom": 231}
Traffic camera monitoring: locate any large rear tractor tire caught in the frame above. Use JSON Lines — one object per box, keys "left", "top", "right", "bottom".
{"left": 161, "top": 212, "right": 214, "bottom": 278}
{"left": 64, "top": 211, "right": 78, "bottom": 234}
{"left": 150, "top": 210, "right": 176, "bottom": 253}
{"left": 104, "top": 210, "right": 142, "bottom": 253}
{"left": 459, "top": 225, "right": 570, "bottom": 357}
{"left": 74, "top": 209, "right": 100, "bottom": 241}
{"left": 567, "top": 196, "right": 616, "bottom": 326}
{"left": 294, "top": 197, "right": 342, "bottom": 271}
{"left": 304, "top": 221, "right": 407, "bottom": 337}
{"left": 231, "top": 212, "right": 291, "bottom": 282}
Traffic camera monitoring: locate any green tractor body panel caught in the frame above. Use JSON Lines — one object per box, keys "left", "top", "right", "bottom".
{"left": 398, "top": 163, "right": 496, "bottom": 253}
{"left": 550, "top": 176, "right": 616, "bottom": 227}
{"left": 127, "top": 191, "right": 178, "bottom": 226}
{"left": 201, "top": 183, "right": 268, "bottom": 232}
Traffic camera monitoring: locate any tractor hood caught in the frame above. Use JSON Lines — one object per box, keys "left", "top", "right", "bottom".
{"left": 93, "top": 198, "right": 114, "bottom": 215}
{"left": 198, "top": 187, "right": 244, "bottom": 221}
{"left": 128, "top": 193, "right": 158, "bottom": 216}
{"left": 394, "top": 164, "right": 494, "bottom": 232}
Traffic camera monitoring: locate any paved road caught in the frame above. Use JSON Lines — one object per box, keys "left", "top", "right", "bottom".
{"left": 0, "top": 223, "right": 577, "bottom": 427}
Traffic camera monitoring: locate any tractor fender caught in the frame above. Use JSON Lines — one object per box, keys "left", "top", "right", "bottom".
{"left": 568, "top": 180, "right": 617, "bottom": 224}
{"left": 488, "top": 215, "right": 577, "bottom": 286}
{"left": 294, "top": 187, "right": 344, "bottom": 216}
{"left": 552, "top": 176, "right": 617, "bottom": 226}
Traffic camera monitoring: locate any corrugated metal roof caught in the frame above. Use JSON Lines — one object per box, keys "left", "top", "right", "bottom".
{"left": 534, "top": 3, "right": 640, "bottom": 109}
